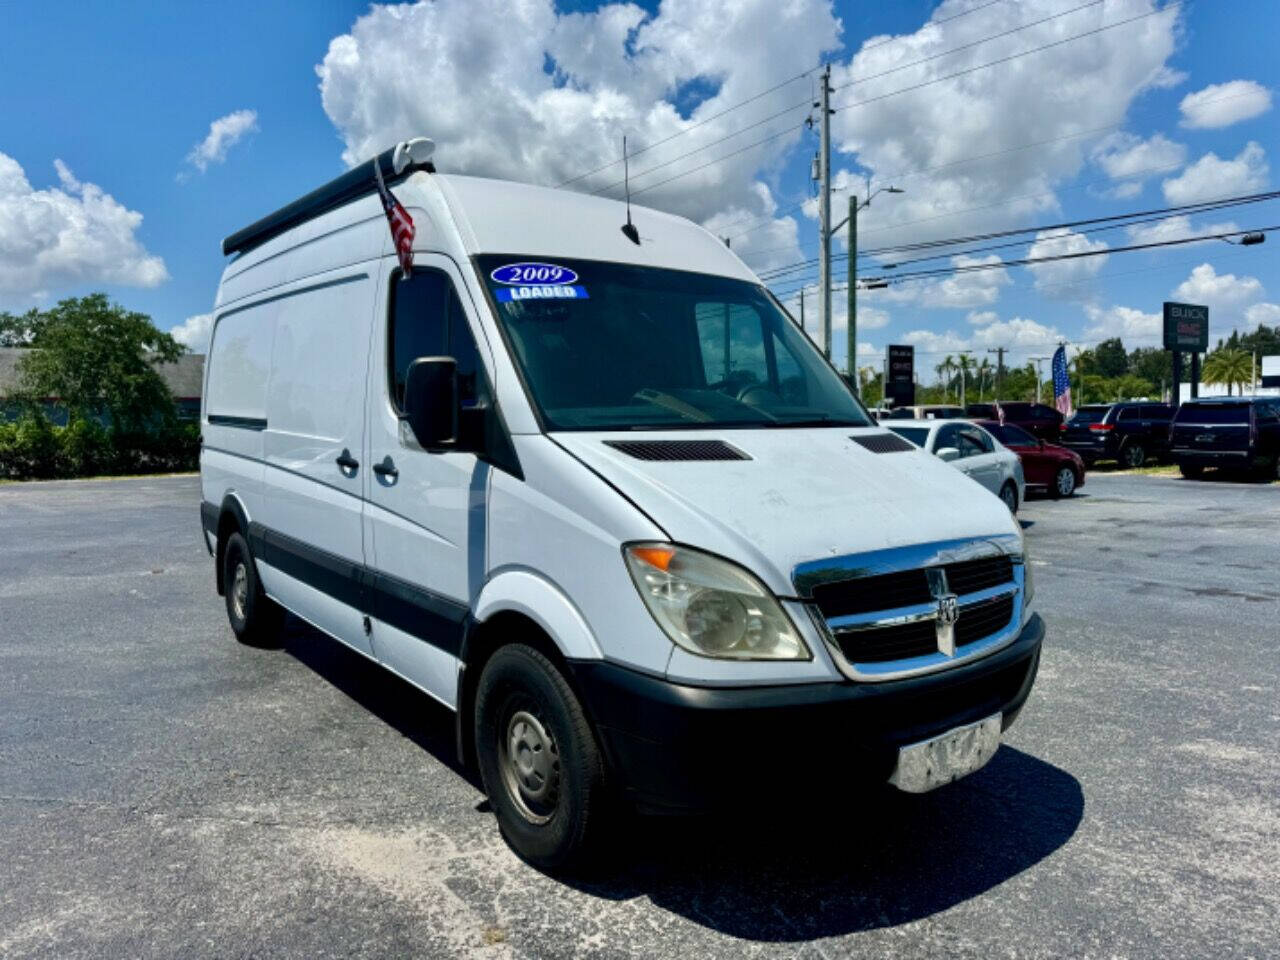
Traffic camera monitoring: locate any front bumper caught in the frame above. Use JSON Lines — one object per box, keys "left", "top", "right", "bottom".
{"left": 571, "top": 613, "right": 1044, "bottom": 813}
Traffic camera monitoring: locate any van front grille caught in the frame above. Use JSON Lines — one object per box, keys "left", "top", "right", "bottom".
{"left": 811, "top": 554, "right": 1014, "bottom": 620}
{"left": 797, "top": 539, "right": 1023, "bottom": 677}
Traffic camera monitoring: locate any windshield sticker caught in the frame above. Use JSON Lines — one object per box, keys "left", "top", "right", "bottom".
{"left": 491, "top": 262, "right": 580, "bottom": 286}
{"left": 495, "top": 284, "right": 588, "bottom": 302}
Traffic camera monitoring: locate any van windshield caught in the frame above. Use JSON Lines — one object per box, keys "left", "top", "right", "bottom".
{"left": 476, "top": 255, "right": 871, "bottom": 431}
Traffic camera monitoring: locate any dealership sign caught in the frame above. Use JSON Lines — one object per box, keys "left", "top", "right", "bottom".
{"left": 886, "top": 344, "right": 915, "bottom": 407}
{"left": 1163, "top": 302, "right": 1209, "bottom": 352}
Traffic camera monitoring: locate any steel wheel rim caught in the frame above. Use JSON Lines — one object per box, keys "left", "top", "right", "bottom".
{"left": 499, "top": 708, "right": 560, "bottom": 825}
{"left": 231, "top": 562, "right": 249, "bottom": 622}
{"left": 1057, "top": 468, "right": 1074, "bottom": 496}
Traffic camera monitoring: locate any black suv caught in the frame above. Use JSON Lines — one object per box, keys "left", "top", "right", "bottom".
{"left": 1170, "top": 397, "right": 1280, "bottom": 481}
{"left": 1060, "top": 402, "right": 1175, "bottom": 468}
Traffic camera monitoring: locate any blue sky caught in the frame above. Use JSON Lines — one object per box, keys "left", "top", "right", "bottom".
{"left": 1, "top": 0, "right": 1276, "bottom": 371}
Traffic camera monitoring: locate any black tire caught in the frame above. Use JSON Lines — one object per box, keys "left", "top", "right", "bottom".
{"left": 1251, "top": 456, "right": 1280, "bottom": 483}
{"left": 221, "top": 531, "right": 282, "bottom": 646}
{"left": 1120, "top": 442, "right": 1146, "bottom": 469}
{"left": 1050, "top": 465, "right": 1076, "bottom": 499}
{"left": 475, "top": 644, "right": 609, "bottom": 872}
{"left": 999, "top": 481, "right": 1018, "bottom": 514}
{"left": 1179, "top": 462, "right": 1205, "bottom": 480}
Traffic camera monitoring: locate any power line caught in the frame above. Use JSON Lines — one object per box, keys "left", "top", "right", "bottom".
{"left": 729, "top": 85, "right": 1261, "bottom": 249}
{"left": 554, "top": 0, "right": 1009, "bottom": 190}
{"left": 758, "top": 192, "right": 1280, "bottom": 282}
{"left": 589, "top": 1, "right": 1175, "bottom": 200}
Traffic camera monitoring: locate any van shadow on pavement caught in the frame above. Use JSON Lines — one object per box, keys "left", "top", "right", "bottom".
{"left": 282, "top": 616, "right": 1084, "bottom": 941}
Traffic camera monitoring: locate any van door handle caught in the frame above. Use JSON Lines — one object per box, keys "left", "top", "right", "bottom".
{"left": 373, "top": 457, "right": 399, "bottom": 480}
{"left": 336, "top": 449, "right": 359, "bottom": 474}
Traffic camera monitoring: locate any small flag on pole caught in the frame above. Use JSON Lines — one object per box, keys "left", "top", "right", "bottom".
{"left": 1052, "top": 345, "right": 1073, "bottom": 417}
{"left": 373, "top": 157, "right": 415, "bottom": 277}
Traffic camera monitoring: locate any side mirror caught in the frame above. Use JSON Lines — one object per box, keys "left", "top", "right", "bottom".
{"left": 403, "top": 357, "right": 458, "bottom": 450}
{"left": 936, "top": 446, "right": 960, "bottom": 463}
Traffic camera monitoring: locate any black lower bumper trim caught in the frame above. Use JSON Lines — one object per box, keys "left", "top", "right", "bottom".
{"left": 570, "top": 614, "right": 1044, "bottom": 813}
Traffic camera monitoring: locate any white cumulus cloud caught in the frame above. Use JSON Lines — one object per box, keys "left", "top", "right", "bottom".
{"left": 1172, "top": 262, "right": 1264, "bottom": 308}
{"left": 1124, "top": 214, "right": 1239, "bottom": 246}
{"left": 1025, "top": 228, "right": 1109, "bottom": 299}
{"left": 1179, "top": 80, "right": 1272, "bottom": 130}
{"left": 827, "top": 0, "right": 1182, "bottom": 258}
{"left": 1090, "top": 132, "right": 1186, "bottom": 186}
{"left": 1244, "top": 302, "right": 1280, "bottom": 329}
{"left": 169, "top": 313, "right": 213, "bottom": 352}
{"left": 1084, "top": 303, "right": 1163, "bottom": 345}
{"left": 0, "top": 153, "right": 168, "bottom": 300}
{"left": 1162, "top": 142, "right": 1268, "bottom": 205}
{"left": 184, "top": 109, "right": 259, "bottom": 176}
{"left": 315, "top": 0, "right": 839, "bottom": 238}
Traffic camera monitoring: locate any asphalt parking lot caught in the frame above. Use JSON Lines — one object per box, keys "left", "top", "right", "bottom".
{"left": 1, "top": 473, "right": 1277, "bottom": 959}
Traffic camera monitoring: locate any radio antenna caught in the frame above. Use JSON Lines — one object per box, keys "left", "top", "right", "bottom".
{"left": 621, "top": 135, "right": 640, "bottom": 245}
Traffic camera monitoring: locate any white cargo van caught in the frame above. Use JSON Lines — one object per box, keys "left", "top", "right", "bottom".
{"left": 200, "top": 139, "right": 1043, "bottom": 868}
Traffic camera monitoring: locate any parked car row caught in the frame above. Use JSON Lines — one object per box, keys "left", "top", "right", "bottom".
{"left": 875, "top": 396, "right": 1280, "bottom": 483}
{"left": 883, "top": 417, "right": 1087, "bottom": 511}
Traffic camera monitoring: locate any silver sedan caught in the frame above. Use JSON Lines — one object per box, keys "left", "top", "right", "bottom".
{"left": 886, "top": 419, "right": 1026, "bottom": 513}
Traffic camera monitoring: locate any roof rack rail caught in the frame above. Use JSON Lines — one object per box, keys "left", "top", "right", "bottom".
{"left": 221, "top": 138, "right": 436, "bottom": 257}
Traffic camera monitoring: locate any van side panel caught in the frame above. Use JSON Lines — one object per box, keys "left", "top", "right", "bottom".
{"left": 257, "top": 270, "right": 375, "bottom": 655}
{"left": 201, "top": 304, "right": 274, "bottom": 520}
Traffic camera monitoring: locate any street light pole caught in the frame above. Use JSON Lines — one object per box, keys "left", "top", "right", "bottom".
{"left": 1029, "top": 355, "right": 1051, "bottom": 404}
{"left": 827, "top": 179, "right": 904, "bottom": 394}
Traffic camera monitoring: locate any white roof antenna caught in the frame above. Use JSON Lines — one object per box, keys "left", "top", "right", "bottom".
{"left": 393, "top": 137, "right": 435, "bottom": 175}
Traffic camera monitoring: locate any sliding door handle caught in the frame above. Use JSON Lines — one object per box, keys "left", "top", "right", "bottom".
{"left": 336, "top": 449, "right": 359, "bottom": 474}
{"left": 373, "top": 457, "right": 399, "bottom": 480}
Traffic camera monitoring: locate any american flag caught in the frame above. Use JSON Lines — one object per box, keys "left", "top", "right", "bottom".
{"left": 373, "top": 158, "right": 415, "bottom": 276}
{"left": 1052, "top": 345, "right": 1073, "bottom": 417}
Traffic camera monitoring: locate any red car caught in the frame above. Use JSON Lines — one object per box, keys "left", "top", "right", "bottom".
{"left": 976, "top": 419, "right": 1086, "bottom": 498}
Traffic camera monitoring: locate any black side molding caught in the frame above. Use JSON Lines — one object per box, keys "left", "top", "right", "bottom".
{"left": 207, "top": 414, "right": 268, "bottom": 431}
{"left": 242, "top": 519, "right": 469, "bottom": 659}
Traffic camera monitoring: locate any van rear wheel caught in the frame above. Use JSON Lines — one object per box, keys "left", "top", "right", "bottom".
{"left": 222, "top": 532, "right": 282, "bottom": 646}
{"left": 475, "top": 644, "right": 609, "bottom": 872}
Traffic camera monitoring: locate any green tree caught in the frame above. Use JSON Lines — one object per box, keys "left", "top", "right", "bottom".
{"left": 1201, "top": 348, "right": 1253, "bottom": 396}
{"left": 1128, "top": 347, "right": 1171, "bottom": 391}
{"left": 1093, "top": 337, "right": 1128, "bottom": 379}
{"left": 10, "top": 294, "right": 183, "bottom": 431}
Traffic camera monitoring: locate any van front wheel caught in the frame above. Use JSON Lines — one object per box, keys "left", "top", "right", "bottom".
{"left": 222, "top": 532, "right": 282, "bottom": 646}
{"left": 475, "top": 644, "right": 608, "bottom": 872}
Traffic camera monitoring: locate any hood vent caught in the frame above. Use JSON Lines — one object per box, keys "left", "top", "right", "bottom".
{"left": 604, "top": 439, "right": 750, "bottom": 462}
{"left": 851, "top": 433, "right": 916, "bottom": 454}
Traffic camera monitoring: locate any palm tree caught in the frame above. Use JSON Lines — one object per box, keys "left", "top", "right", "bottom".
{"left": 1201, "top": 348, "right": 1253, "bottom": 396}
{"left": 936, "top": 355, "right": 957, "bottom": 400}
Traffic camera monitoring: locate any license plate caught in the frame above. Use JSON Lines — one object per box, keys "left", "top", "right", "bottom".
{"left": 1196, "top": 433, "right": 1215, "bottom": 443}
{"left": 889, "top": 713, "right": 1002, "bottom": 793}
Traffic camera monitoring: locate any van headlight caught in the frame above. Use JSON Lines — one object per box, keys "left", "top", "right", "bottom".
{"left": 624, "top": 544, "right": 810, "bottom": 660}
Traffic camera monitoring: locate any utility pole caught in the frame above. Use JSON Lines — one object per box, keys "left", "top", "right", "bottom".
{"left": 987, "top": 347, "right": 1007, "bottom": 399}
{"left": 1029, "top": 355, "right": 1050, "bottom": 404}
{"left": 799, "top": 288, "right": 806, "bottom": 332}
{"left": 816, "top": 64, "right": 833, "bottom": 361}
{"left": 847, "top": 191, "right": 857, "bottom": 384}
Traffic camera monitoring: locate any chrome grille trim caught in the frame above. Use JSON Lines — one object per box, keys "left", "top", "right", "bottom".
{"left": 794, "top": 535, "right": 1025, "bottom": 682}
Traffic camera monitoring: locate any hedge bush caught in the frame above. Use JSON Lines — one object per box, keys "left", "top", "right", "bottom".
{"left": 0, "top": 415, "right": 200, "bottom": 480}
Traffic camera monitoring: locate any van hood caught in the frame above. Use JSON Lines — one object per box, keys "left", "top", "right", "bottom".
{"left": 552, "top": 428, "right": 1022, "bottom": 597}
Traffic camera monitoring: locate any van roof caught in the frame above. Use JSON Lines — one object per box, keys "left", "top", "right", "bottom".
{"left": 218, "top": 159, "right": 757, "bottom": 308}
{"left": 433, "top": 173, "right": 754, "bottom": 280}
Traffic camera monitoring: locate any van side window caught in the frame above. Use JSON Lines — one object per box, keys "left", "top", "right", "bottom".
{"left": 388, "top": 269, "right": 489, "bottom": 411}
